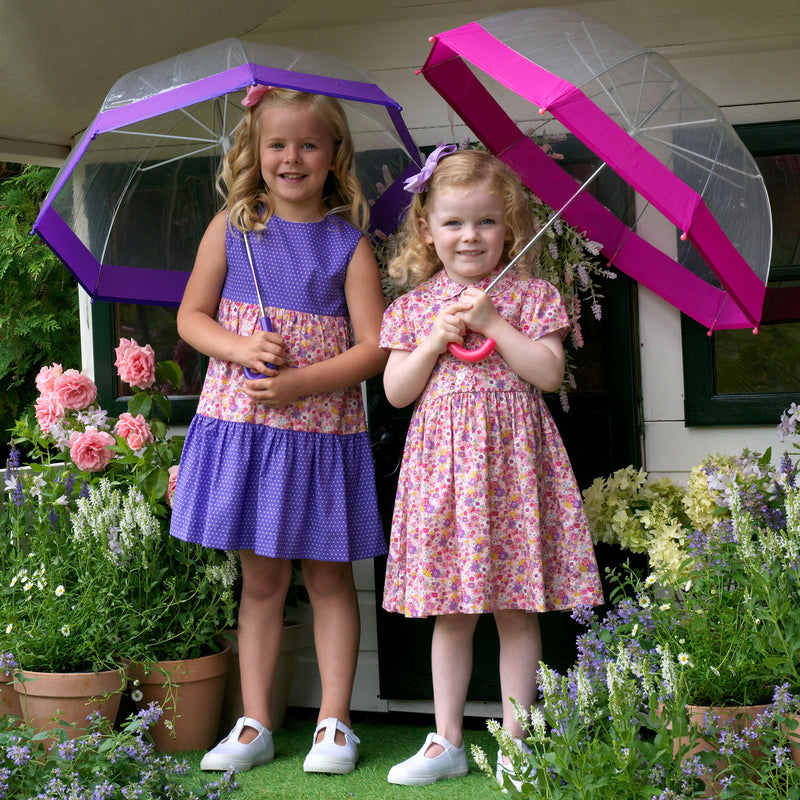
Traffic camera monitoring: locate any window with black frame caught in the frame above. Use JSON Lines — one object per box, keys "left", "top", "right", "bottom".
{"left": 682, "top": 120, "right": 800, "bottom": 426}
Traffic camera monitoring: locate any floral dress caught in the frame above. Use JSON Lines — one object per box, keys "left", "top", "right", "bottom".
{"left": 170, "top": 214, "right": 386, "bottom": 563}
{"left": 379, "top": 267, "right": 603, "bottom": 617}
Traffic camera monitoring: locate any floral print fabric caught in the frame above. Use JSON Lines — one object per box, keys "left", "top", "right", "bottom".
{"left": 379, "top": 268, "right": 604, "bottom": 617}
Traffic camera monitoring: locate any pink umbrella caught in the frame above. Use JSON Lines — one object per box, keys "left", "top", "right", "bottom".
{"left": 419, "top": 9, "right": 773, "bottom": 332}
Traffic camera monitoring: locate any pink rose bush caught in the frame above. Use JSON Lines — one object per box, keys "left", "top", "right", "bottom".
{"left": 8, "top": 338, "right": 185, "bottom": 507}
{"left": 2, "top": 340, "right": 239, "bottom": 677}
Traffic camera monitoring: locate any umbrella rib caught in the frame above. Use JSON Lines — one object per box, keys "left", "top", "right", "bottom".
{"left": 568, "top": 27, "right": 632, "bottom": 128}
{"left": 641, "top": 133, "right": 755, "bottom": 184}
{"left": 114, "top": 129, "right": 218, "bottom": 144}
{"left": 137, "top": 143, "right": 222, "bottom": 172}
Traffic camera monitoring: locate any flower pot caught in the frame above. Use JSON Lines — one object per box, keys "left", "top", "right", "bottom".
{"left": 0, "top": 672, "right": 22, "bottom": 720}
{"left": 218, "top": 622, "right": 304, "bottom": 737}
{"left": 14, "top": 668, "right": 125, "bottom": 738}
{"left": 127, "top": 647, "right": 229, "bottom": 752}
{"left": 675, "top": 704, "right": 768, "bottom": 797}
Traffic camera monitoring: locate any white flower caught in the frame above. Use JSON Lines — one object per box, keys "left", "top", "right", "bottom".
{"left": 5, "top": 624, "right": 12, "bottom": 635}
{"left": 677, "top": 652, "right": 692, "bottom": 666}
{"left": 60, "top": 625, "right": 70, "bottom": 637}
{"left": 644, "top": 574, "right": 657, "bottom": 586}
{"left": 55, "top": 585, "right": 65, "bottom": 597}
{"left": 22, "top": 582, "right": 33, "bottom": 592}
{"left": 131, "top": 689, "right": 143, "bottom": 703}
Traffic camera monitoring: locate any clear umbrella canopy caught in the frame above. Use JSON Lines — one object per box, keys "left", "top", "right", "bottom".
{"left": 420, "top": 9, "right": 772, "bottom": 330}
{"left": 33, "top": 38, "right": 420, "bottom": 305}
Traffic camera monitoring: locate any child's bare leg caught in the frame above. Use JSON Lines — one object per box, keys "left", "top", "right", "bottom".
{"left": 302, "top": 559, "right": 360, "bottom": 744}
{"left": 494, "top": 609, "right": 541, "bottom": 738}
{"left": 428, "top": 613, "right": 481, "bottom": 755}
{"left": 237, "top": 551, "right": 293, "bottom": 742}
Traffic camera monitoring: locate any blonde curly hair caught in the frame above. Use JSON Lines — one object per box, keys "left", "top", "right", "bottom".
{"left": 387, "top": 149, "right": 538, "bottom": 288}
{"left": 217, "top": 87, "right": 370, "bottom": 232}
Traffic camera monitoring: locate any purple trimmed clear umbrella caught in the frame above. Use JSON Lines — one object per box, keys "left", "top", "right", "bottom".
{"left": 32, "top": 38, "right": 420, "bottom": 306}
{"left": 419, "top": 9, "right": 773, "bottom": 332}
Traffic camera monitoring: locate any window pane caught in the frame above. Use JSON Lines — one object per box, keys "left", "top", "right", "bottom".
{"left": 715, "top": 322, "right": 800, "bottom": 394}
{"left": 755, "top": 154, "right": 800, "bottom": 267}
{"left": 115, "top": 304, "right": 203, "bottom": 396}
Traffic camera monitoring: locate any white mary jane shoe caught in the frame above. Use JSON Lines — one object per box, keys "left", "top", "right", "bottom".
{"left": 387, "top": 732, "right": 468, "bottom": 785}
{"left": 199, "top": 716, "right": 274, "bottom": 772}
{"left": 496, "top": 748, "right": 524, "bottom": 792}
{"left": 302, "top": 717, "right": 360, "bottom": 774}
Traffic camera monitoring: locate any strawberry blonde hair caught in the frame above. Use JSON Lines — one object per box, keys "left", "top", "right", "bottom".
{"left": 218, "top": 87, "right": 369, "bottom": 232}
{"left": 387, "top": 149, "right": 538, "bottom": 288}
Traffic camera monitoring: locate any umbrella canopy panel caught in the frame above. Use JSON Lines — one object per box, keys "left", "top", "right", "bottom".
{"left": 420, "top": 9, "right": 772, "bottom": 330}
{"left": 33, "top": 39, "right": 420, "bottom": 305}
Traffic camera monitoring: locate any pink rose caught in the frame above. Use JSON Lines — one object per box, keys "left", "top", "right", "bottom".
{"left": 166, "top": 465, "right": 179, "bottom": 507}
{"left": 34, "top": 394, "right": 64, "bottom": 433}
{"left": 35, "top": 363, "right": 63, "bottom": 395}
{"left": 69, "top": 427, "right": 116, "bottom": 472}
{"left": 115, "top": 338, "right": 155, "bottom": 389}
{"left": 115, "top": 412, "right": 154, "bottom": 451}
{"left": 54, "top": 369, "right": 98, "bottom": 411}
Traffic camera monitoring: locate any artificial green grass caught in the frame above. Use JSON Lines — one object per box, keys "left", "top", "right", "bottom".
{"left": 181, "top": 709, "right": 501, "bottom": 800}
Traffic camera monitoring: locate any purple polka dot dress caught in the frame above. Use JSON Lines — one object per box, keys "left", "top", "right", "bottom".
{"left": 379, "top": 268, "right": 603, "bottom": 617}
{"left": 170, "top": 215, "right": 386, "bottom": 562}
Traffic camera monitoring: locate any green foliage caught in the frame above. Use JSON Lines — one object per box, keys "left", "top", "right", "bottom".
{"left": 0, "top": 707, "right": 237, "bottom": 799}
{"left": 0, "top": 163, "right": 80, "bottom": 455}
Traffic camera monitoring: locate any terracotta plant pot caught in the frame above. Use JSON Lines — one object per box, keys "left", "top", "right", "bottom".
{"left": 0, "top": 672, "right": 22, "bottom": 720}
{"left": 676, "top": 704, "right": 769, "bottom": 797}
{"left": 14, "top": 668, "right": 125, "bottom": 738}
{"left": 218, "top": 622, "right": 304, "bottom": 737}
{"left": 127, "top": 647, "right": 229, "bottom": 752}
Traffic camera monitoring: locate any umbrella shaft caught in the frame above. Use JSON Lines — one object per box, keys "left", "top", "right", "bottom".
{"left": 242, "top": 227, "right": 267, "bottom": 319}
{"left": 486, "top": 161, "right": 607, "bottom": 294}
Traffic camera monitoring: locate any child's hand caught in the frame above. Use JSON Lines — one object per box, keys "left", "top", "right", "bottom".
{"left": 237, "top": 329, "right": 286, "bottom": 376}
{"left": 455, "top": 288, "right": 500, "bottom": 336}
{"left": 242, "top": 367, "right": 304, "bottom": 408}
{"left": 423, "top": 302, "right": 469, "bottom": 355}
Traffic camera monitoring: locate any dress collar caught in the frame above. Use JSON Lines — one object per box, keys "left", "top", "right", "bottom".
{"left": 425, "top": 266, "right": 515, "bottom": 300}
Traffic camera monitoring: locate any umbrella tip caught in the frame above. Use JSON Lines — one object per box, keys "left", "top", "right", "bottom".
{"left": 415, "top": 69, "right": 422, "bottom": 75}
{"left": 680, "top": 231, "right": 688, "bottom": 241}
{"left": 752, "top": 326, "right": 759, "bottom": 335}
{"left": 538, "top": 107, "right": 547, "bottom": 115}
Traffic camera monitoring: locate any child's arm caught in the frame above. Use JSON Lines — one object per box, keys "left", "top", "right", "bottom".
{"left": 177, "top": 211, "right": 286, "bottom": 373}
{"left": 383, "top": 302, "right": 469, "bottom": 408}
{"left": 243, "top": 237, "right": 388, "bottom": 407}
{"left": 457, "top": 287, "right": 565, "bottom": 392}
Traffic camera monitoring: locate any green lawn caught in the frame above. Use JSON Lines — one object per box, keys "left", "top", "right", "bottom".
{"left": 181, "top": 709, "right": 503, "bottom": 800}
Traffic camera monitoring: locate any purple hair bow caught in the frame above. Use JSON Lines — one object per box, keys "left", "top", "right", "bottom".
{"left": 402, "top": 143, "right": 458, "bottom": 194}
{"left": 241, "top": 84, "right": 273, "bottom": 107}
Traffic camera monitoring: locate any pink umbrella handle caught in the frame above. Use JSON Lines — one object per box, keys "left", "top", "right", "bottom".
{"left": 448, "top": 337, "right": 497, "bottom": 362}
{"left": 243, "top": 316, "right": 276, "bottom": 380}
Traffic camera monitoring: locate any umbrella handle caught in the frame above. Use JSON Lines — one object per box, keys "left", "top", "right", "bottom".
{"left": 243, "top": 316, "right": 276, "bottom": 380}
{"left": 448, "top": 338, "right": 497, "bottom": 362}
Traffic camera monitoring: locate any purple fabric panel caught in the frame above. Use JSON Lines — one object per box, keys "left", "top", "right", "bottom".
{"left": 94, "top": 266, "right": 187, "bottom": 306}
{"left": 94, "top": 65, "right": 256, "bottom": 132}
{"left": 95, "top": 64, "right": 405, "bottom": 134}
{"left": 248, "top": 64, "right": 402, "bottom": 106}
{"left": 32, "top": 209, "right": 102, "bottom": 296}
